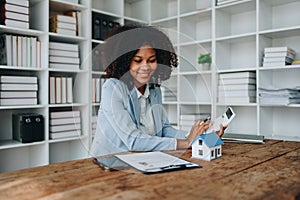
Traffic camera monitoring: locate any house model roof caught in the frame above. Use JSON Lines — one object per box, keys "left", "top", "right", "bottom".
{"left": 190, "top": 133, "right": 224, "bottom": 148}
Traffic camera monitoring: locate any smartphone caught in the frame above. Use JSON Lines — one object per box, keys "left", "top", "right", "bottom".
{"left": 206, "top": 107, "right": 235, "bottom": 133}
{"left": 93, "top": 156, "right": 130, "bottom": 171}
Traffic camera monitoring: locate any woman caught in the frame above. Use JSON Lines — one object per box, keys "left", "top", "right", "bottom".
{"left": 90, "top": 25, "right": 225, "bottom": 157}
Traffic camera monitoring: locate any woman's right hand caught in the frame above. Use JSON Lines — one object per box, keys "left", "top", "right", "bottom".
{"left": 186, "top": 119, "right": 211, "bottom": 146}
{"left": 177, "top": 119, "right": 211, "bottom": 150}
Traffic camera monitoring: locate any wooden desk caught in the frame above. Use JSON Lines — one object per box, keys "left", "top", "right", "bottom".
{"left": 0, "top": 140, "right": 299, "bottom": 200}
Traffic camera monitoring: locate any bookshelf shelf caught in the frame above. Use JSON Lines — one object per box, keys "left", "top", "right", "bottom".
{"left": 1, "top": 0, "right": 300, "bottom": 172}
{"left": 0, "top": 25, "right": 45, "bottom": 36}
{"left": 50, "top": 0, "right": 88, "bottom": 12}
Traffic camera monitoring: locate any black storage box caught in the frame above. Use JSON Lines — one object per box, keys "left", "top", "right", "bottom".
{"left": 12, "top": 113, "right": 44, "bottom": 143}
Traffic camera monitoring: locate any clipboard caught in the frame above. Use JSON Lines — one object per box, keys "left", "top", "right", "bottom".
{"left": 115, "top": 151, "right": 201, "bottom": 174}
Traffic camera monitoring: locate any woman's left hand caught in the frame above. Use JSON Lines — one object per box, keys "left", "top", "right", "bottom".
{"left": 215, "top": 124, "right": 227, "bottom": 138}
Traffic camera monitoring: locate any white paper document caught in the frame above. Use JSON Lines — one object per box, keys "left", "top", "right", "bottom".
{"left": 115, "top": 151, "right": 200, "bottom": 174}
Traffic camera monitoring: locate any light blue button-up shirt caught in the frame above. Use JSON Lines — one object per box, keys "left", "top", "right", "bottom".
{"left": 90, "top": 78, "right": 186, "bottom": 157}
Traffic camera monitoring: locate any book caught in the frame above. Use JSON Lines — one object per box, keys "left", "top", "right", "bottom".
{"left": 49, "top": 63, "right": 80, "bottom": 70}
{"left": 50, "top": 123, "right": 81, "bottom": 132}
{"left": 264, "top": 51, "right": 295, "bottom": 59}
{"left": 49, "top": 77, "right": 55, "bottom": 104}
{"left": 0, "top": 10, "right": 29, "bottom": 21}
{"left": 50, "top": 110, "right": 80, "bottom": 119}
{"left": 222, "top": 133, "right": 265, "bottom": 144}
{"left": 21, "top": 36, "right": 26, "bottom": 66}
{"left": 49, "top": 42, "right": 79, "bottom": 52}
{"left": 49, "top": 56, "right": 80, "bottom": 64}
{"left": 31, "top": 37, "right": 37, "bottom": 68}
{"left": 11, "top": 35, "right": 17, "bottom": 66}
{"left": 66, "top": 77, "right": 73, "bottom": 103}
{"left": 0, "top": 0, "right": 29, "bottom": 7}
{"left": 49, "top": 20, "right": 76, "bottom": 31}
{"left": 49, "top": 27, "right": 76, "bottom": 36}
{"left": 0, "top": 75, "right": 37, "bottom": 84}
{"left": 219, "top": 71, "right": 256, "bottom": 79}
{"left": 17, "top": 36, "right": 21, "bottom": 66}
{"left": 218, "top": 84, "right": 256, "bottom": 91}
{"left": 49, "top": 49, "right": 79, "bottom": 58}
{"left": 0, "top": 91, "right": 37, "bottom": 98}
{"left": 55, "top": 77, "right": 61, "bottom": 104}
{"left": 50, "top": 116, "right": 81, "bottom": 126}
{"left": 220, "top": 77, "right": 256, "bottom": 85}
{"left": 218, "top": 89, "right": 256, "bottom": 97}
{"left": 0, "top": 18, "right": 29, "bottom": 29}
{"left": 92, "top": 78, "right": 101, "bottom": 103}
{"left": 36, "top": 40, "right": 41, "bottom": 68}
{"left": 0, "top": 3, "right": 29, "bottom": 15}
{"left": 49, "top": 15, "right": 76, "bottom": 24}
{"left": 0, "top": 34, "right": 12, "bottom": 65}
{"left": 263, "top": 56, "right": 293, "bottom": 63}
{"left": 0, "top": 98, "right": 37, "bottom": 105}
{"left": 26, "top": 36, "right": 30, "bottom": 67}
{"left": 50, "top": 129, "right": 81, "bottom": 139}
{"left": 262, "top": 61, "right": 292, "bottom": 67}
{"left": 61, "top": 77, "right": 67, "bottom": 104}
{"left": 264, "top": 46, "right": 295, "bottom": 54}
{"left": 0, "top": 83, "right": 38, "bottom": 91}
{"left": 218, "top": 96, "right": 256, "bottom": 103}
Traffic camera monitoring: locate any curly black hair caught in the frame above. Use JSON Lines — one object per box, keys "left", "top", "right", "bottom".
{"left": 100, "top": 25, "right": 178, "bottom": 89}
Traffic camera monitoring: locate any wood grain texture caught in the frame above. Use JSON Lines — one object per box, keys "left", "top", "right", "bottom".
{"left": 0, "top": 140, "right": 299, "bottom": 200}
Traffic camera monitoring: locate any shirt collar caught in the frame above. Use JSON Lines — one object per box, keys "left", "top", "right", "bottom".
{"left": 136, "top": 84, "right": 150, "bottom": 99}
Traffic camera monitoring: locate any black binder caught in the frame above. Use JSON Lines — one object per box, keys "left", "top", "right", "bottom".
{"left": 12, "top": 113, "right": 44, "bottom": 143}
{"left": 92, "top": 13, "right": 108, "bottom": 40}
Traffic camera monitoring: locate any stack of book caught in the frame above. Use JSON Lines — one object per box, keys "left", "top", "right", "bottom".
{"left": 0, "top": 34, "right": 41, "bottom": 68}
{"left": 0, "top": 75, "right": 38, "bottom": 106}
{"left": 218, "top": 71, "right": 256, "bottom": 104}
{"left": 49, "top": 110, "right": 81, "bottom": 139}
{"left": 161, "top": 86, "right": 177, "bottom": 102}
{"left": 0, "top": 0, "right": 29, "bottom": 29}
{"left": 259, "top": 86, "right": 300, "bottom": 105}
{"left": 49, "top": 14, "right": 77, "bottom": 36}
{"left": 262, "top": 47, "right": 295, "bottom": 67}
{"left": 92, "top": 78, "right": 105, "bottom": 103}
{"left": 215, "top": 0, "right": 241, "bottom": 6}
{"left": 180, "top": 113, "right": 210, "bottom": 132}
{"left": 49, "top": 76, "right": 73, "bottom": 104}
{"left": 49, "top": 42, "right": 80, "bottom": 70}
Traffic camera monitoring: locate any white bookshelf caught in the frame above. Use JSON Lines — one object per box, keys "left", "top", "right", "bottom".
{"left": 149, "top": 0, "right": 300, "bottom": 141}
{"left": 0, "top": 0, "right": 91, "bottom": 172}
{"left": 1, "top": 0, "right": 300, "bottom": 172}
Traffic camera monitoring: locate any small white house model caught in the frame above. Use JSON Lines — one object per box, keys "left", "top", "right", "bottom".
{"left": 191, "top": 133, "right": 224, "bottom": 161}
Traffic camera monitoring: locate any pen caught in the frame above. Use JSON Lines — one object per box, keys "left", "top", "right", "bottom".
{"left": 199, "top": 116, "right": 210, "bottom": 126}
